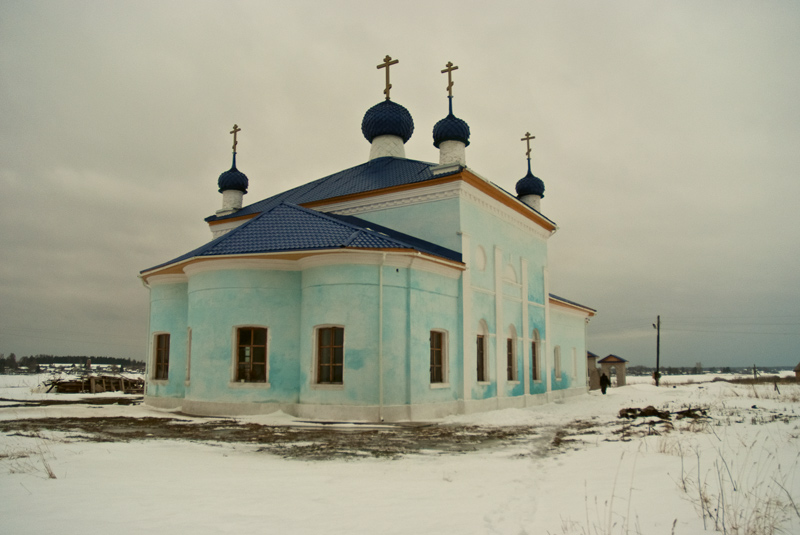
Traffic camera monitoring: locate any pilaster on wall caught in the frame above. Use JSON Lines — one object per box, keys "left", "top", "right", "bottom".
{"left": 544, "top": 266, "right": 551, "bottom": 392}
{"left": 494, "top": 246, "right": 505, "bottom": 396}
{"left": 521, "top": 258, "right": 530, "bottom": 395}
{"left": 460, "top": 234, "right": 473, "bottom": 401}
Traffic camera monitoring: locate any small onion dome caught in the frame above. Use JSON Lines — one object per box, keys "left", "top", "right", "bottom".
{"left": 361, "top": 100, "right": 414, "bottom": 143}
{"left": 217, "top": 154, "right": 249, "bottom": 193}
{"left": 432, "top": 113, "right": 470, "bottom": 148}
{"left": 516, "top": 169, "right": 545, "bottom": 198}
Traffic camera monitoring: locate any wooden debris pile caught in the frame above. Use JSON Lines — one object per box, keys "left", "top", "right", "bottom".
{"left": 619, "top": 406, "right": 671, "bottom": 420}
{"left": 45, "top": 375, "right": 144, "bottom": 395}
{"left": 618, "top": 406, "right": 711, "bottom": 421}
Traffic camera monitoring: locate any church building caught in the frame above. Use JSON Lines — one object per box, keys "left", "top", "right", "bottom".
{"left": 140, "top": 57, "right": 595, "bottom": 421}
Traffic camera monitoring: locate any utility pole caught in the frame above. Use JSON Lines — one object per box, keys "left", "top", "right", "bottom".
{"left": 652, "top": 315, "right": 661, "bottom": 386}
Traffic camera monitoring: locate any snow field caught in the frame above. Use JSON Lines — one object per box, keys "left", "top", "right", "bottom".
{"left": 1, "top": 374, "right": 799, "bottom": 534}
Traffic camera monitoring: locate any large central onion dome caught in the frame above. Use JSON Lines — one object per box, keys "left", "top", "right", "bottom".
{"left": 218, "top": 154, "right": 249, "bottom": 193}
{"left": 361, "top": 100, "right": 414, "bottom": 143}
{"left": 433, "top": 113, "right": 470, "bottom": 148}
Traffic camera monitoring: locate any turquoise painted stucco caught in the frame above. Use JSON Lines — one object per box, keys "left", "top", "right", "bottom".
{"left": 549, "top": 307, "right": 588, "bottom": 392}
{"left": 357, "top": 197, "right": 462, "bottom": 253}
{"left": 143, "top": 169, "right": 593, "bottom": 420}
{"left": 147, "top": 282, "right": 187, "bottom": 399}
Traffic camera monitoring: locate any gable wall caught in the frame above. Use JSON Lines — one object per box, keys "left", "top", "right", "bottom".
{"left": 459, "top": 190, "right": 553, "bottom": 400}
{"left": 350, "top": 196, "right": 462, "bottom": 253}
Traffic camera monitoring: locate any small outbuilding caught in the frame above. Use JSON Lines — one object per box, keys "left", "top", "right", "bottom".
{"left": 586, "top": 351, "right": 601, "bottom": 390}
{"left": 598, "top": 354, "right": 628, "bottom": 387}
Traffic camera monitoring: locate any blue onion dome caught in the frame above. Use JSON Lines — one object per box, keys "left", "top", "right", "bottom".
{"left": 432, "top": 113, "right": 471, "bottom": 148}
{"left": 361, "top": 100, "right": 414, "bottom": 143}
{"left": 217, "top": 154, "right": 248, "bottom": 193}
{"left": 516, "top": 169, "right": 545, "bottom": 198}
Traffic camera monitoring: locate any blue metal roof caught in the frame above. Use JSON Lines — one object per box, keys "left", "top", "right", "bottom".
{"left": 326, "top": 213, "right": 461, "bottom": 262}
{"left": 549, "top": 293, "right": 595, "bottom": 313}
{"left": 143, "top": 203, "right": 461, "bottom": 273}
{"left": 207, "top": 156, "right": 452, "bottom": 223}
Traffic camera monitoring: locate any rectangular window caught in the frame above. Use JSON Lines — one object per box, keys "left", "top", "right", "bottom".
{"left": 476, "top": 334, "right": 486, "bottom": 382}
{"left": 430, "top": 331, "right": 445, "bottom": 383}
{"left": 317, "top": 326, "right": 344, "bottom": 384}
{"left": 507, "top": 338, "right": 516, "bottom": 381}
{"left": 531, "top": 341, "right": 539, "bottom": 381}
{"left": 237, "top": 327, "right": 267, "bottom": 383}
{"left": 154, "top": 333, "right": 170, "bottom": 380}
{"left": 554, "top": 345, "right": 562, "bottom": 380}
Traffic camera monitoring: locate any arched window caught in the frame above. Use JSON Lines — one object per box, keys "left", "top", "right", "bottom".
{"left": 475, "top": 245, "right": 487, "bottom": 272}
{"left": 430, "top": 329, "right": 448, "bottom": 384}
{"left": 504, "top": 263, "right": 518, "bottom": 283}
{"left": 476, "top": 319, "right": 489, "bottom": 382}
{"left": 507, "top": 324, "right": 518, "bottom": 381}
{"left": 531, "top": 329, "right": 541, "bottom": 382}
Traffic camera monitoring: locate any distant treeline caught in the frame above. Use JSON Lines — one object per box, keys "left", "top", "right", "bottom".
{"left": 626, "top": 364, "right": 790, "bottom": 376}
{"left": 0, "top": 353, "right": 145, "bottom": 373}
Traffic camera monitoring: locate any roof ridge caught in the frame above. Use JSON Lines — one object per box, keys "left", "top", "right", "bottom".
{"left": 206, "top": 157, "right": 439, "bottom": 223}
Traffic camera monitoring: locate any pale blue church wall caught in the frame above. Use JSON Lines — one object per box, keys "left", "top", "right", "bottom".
{"left": 379, "top": 270, "right": 411, "bottom": 406}
{"left": 356, "top": 198, "right": 462, "bottom": 253}
{"left": 298, "top": 264, "right": 380, "bottom": 406}
{"left": 470, "top": 290, "right": 497, "bottom": 400}
{"left": 407, "top": 271, "right": 461, "bottom": 405}
{"left": 185, "top": 269, "right": 301, "bottom": 403}
{"left": 503, "top": 300, "right": 524, "bottom": 396}
{"left": 459, "top": 198, "right": 549, "bottom": 399}
{"left": 297, "top": 263, "right": 462, "bottom": 408}
{"left": 528, "top": 304, "right": 548, "bottom": 395}
{"left": 471, "top": 291, "right": 496, "bottom": 333}
{"left": 146, "top": 282, "right": 188, "bottom": 398}
{"left": 459, "top": 201, "right": 548, "bottom": 306}
{"left": 549, "top": 307, "right": 588, "bottom": 391}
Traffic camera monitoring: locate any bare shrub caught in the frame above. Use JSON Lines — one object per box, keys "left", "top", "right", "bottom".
{"left": 677, "top": 433, "right": 796, "bottom": 535}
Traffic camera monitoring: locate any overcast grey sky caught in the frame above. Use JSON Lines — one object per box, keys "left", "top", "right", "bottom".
{"left": 2, "top": 1, "right": 798, "bottom": 368}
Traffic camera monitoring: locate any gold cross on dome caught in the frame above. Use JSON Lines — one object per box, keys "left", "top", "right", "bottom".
{"left": 441, "top": 61, "right": 458, "bottom": 97}
{"left": 230, "top": 124, "right": 241, "bottom": 152}
{"left": 521, "top": 132, "right": 535, "bottom": 159}
{"left": 377, "top": 55, "right": 399, "bottom": 100}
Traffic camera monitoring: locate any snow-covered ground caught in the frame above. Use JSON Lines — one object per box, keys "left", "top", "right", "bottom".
{"left": 1, "top": 374, "right": 798, "bottom": 534}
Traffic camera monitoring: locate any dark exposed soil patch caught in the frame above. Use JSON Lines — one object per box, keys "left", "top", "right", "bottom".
{"left": 0, "top": 417, "right": 544, "bottom": 460}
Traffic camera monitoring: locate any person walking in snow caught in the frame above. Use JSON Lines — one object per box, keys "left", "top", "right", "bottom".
{"left": 600, "top": 373, "right": 611, "bottom": 395}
